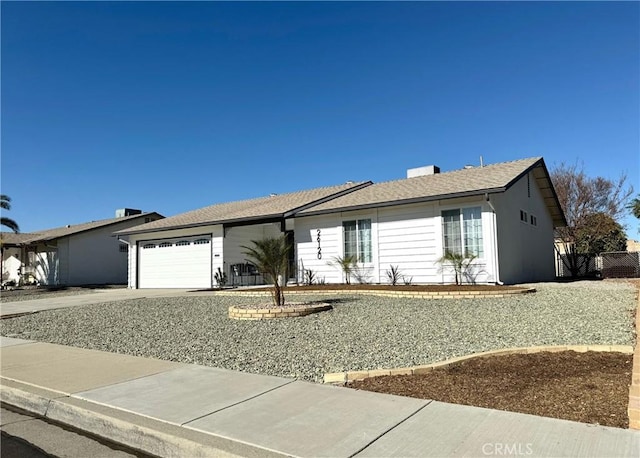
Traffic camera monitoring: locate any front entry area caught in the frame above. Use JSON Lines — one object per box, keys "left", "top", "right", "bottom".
{"left": 137, "top": 236, "right": 212, "bottom": 288}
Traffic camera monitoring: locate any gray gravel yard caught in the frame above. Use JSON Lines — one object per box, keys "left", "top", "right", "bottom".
{"left": 0, "top": 281, "right": 635, "bottom": 383}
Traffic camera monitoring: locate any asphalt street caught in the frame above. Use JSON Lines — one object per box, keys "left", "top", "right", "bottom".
{"left": 1, "top": 403, "right": 153, "bottom": 458}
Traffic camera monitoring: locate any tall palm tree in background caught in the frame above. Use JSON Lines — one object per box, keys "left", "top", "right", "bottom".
{"left": 1, "top": 194, "right": 20, "bottom": 233}
{"left": 629, "top": 196, "right": 640, "bottom": 220}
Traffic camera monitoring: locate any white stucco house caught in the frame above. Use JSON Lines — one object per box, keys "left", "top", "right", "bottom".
{"left": 1, "top": 209, "right": 163, "bottom": 286}
{"left": 117, "top": 157, "right": 565, "bottom": 288}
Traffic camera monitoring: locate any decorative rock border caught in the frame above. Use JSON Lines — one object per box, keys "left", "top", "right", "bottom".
{"left": 628, "top": 290, "right": 640, "bottom": 430}
{"left": 229, "top": 303, "right": 332, "bottom": 320}
{"left": 323, "top": 344, "right": 634, "bottom": 384}
{"left": 217, "top": 287, "right": 535, "bottom": 300}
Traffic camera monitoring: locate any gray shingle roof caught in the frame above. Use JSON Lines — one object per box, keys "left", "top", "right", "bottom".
{"left": 0, "top": 232, "right": 38, "bottom": 245}
{"left": 116, "top": 182, "right": 372, "bottom": 235}
{"left": 1, "top": 212, "right": 163, "bottom": 245}
{"left": 298, "top": 157, "right": 566, "bottom": 226}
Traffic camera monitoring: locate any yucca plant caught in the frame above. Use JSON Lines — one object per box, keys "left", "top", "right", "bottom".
{"left": 242, "top": 235, "right": 291, "bottom": 307}
{"left": 214, "top": 267, "right": 227, "bottom": 288}
{"left": 386, "top": 265, "right": 402, "bottom": 286}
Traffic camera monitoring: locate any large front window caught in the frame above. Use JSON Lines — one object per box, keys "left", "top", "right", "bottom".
{"left": 343, "top": 219, "right": 372, "bottom": 262}
{"left": 442, "top": 207, "right": 483, "bottom": 257}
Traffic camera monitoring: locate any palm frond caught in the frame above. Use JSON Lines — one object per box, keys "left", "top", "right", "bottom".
{"left": 1, "top": 217, "right": 19, "bottom": 233}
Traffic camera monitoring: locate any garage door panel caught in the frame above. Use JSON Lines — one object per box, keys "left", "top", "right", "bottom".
{"left": 138, "top": 236, "right": 212, "bottom": 288}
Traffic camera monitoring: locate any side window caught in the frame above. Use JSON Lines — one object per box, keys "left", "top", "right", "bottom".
{"left": 442, "top": 207, "right": 483, "bottom": 257}
{"left": 342, "top": 219, "right": 372, "bottom": 262}
{"left": 520, "top": 210, "right": 528, "bottom": 223}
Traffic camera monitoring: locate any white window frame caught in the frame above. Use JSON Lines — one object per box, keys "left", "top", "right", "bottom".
{"left": 441, "top": 206, "right": 484, "bottom": 259}
{"left": 342, "top": 218, "right": 373, "bottom": 264}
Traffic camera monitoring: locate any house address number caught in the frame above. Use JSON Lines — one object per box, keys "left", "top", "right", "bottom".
{"left": 317, "top": 229, "right": 322, "bottom": 259}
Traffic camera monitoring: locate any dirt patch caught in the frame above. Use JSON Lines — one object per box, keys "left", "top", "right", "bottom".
{"left": 349, "top": 351, "right": 632, "bottom": 428}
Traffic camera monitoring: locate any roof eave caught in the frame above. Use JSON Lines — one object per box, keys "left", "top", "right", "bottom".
{"left": 296, "top": 187, "right": 507, "bottom": 218}
{"left": 506, "top": 158, "right": 567, "bottom": 227}
{"left": 116, "top": 213, "right": 286, "bottom": 236}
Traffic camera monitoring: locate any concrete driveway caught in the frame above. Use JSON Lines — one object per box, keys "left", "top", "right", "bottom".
{"left": 0, "top": 289, "right": 195, "bottom": 317}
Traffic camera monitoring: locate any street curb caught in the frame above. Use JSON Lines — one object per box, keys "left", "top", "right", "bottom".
{"left": 0, "top": 379, "right": 284, "bottom": 458}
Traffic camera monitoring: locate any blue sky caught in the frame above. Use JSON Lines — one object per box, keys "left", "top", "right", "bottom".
{"left": 2, "top": 1, "right": 638, "bottom": 234}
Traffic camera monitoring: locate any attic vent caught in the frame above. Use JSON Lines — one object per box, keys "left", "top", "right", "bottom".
{"left": 407, "top": 165, "right": 440, "bottom": 178}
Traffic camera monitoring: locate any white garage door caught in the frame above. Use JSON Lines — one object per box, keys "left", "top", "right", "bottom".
{"left": 138, "top": 236, "right": 212, "bottom": 288}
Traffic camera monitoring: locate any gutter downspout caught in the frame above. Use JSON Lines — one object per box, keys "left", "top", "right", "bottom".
{"left": 485, "top": 193, "right": 503, "bottom": 285}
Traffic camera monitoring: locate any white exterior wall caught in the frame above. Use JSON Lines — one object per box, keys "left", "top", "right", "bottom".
{"left": 127, "top": 225, "right": 223, "bottom": 289}
{"left": 491, "top": 172, "right": 556, "bottom": 284}
{"left": 377, "top": 203, "right": 437, "bottom": 283}
{"left": 294, "top": 214, "right": 344, "bottom": 283}
{"left": 295, "top": 199, "right": 498, "bottom": 285}
{"left": 1, "top": 247, "right": 22, "bottom": 283}
{"left": 223, "top": 223, "right": 282, "bottom": 277}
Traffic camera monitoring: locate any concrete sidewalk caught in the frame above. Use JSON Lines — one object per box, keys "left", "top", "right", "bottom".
{"left": 1, "top": 337, "right": 638, "bottom": 457}
{"left": 0, "top": 288, "right": 197, "bottom": 317}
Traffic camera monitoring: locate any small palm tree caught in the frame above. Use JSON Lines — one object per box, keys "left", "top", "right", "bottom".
{"left": 1, "top": 194, "right": 19, "bottom": 233}
{"left": 242, "top": 235, "right": 291, "bottom": 307}
{"left": 436, "top": 250, "right": 477, "bottom": 285}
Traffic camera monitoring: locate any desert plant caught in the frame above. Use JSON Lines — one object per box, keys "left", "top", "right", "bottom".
{"left": 242, "top": 235, "right": 291, "bottom": 307}
{"left": 352, "top": 265, "right": 372, "bottom": 284}
{"left": 214, "top": 267, "right": 227, "bottom": 288}
{"left": 436, "top": 251, "right": 477, "bottom": 285}
{"left": 402, "top": 275, "right": 413, "bottom": 285}
{"left": 327, "top": 255, "right": 357, "bottom": 284}
{"left": 386, "top": 265, "right": 402, "bottom": 286}
{"left": 303, "top": 269, "right": 316, "bottom": 285}
{"left": 317, "top": 276, "right": 326, "bottom": 285}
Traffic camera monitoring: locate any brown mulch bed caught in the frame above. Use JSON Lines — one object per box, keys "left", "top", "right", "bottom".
{"left": 349, "top": 351, "right": 633, "bottom": 428}
{"left": 244, "top": 284, "right": 525, "bottom": 292}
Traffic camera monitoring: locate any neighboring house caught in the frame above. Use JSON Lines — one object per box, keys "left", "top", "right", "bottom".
{"left": 118, "top": 157, "right": 565, "bottom": 288}
{"left": 0, "top": 233, "right": 34, "bottom": 285}
{"left": 1, "top": 209, "right": 163, "bottom": 286}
